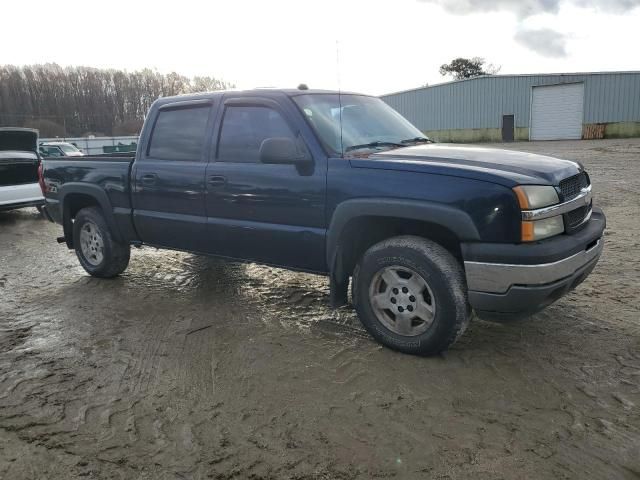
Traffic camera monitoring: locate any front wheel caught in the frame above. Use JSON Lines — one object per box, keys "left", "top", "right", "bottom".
{"left": 352, "top": 236, "right": 470, "bottom": 356}
{"left": 73, "top": 207, "right": 130, "bottom": 278}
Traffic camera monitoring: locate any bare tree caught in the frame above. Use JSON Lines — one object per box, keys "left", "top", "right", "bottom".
{"left": 0, "top": 64, "right": 233, "bottom": 137}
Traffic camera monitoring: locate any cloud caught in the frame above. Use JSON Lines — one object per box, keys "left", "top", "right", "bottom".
{"left": 574, "top": 0, "right": 640, "bottom": 13}
{"left": 417, "top": 0, "right": 640, "bottom": 56}
{"left": 514, "top": 28, "right": 569, "bottom": 57}
{"left": 418, "top": 0, "right": 640, "bottom": 18}
{"left": 419, "top": 0, "right": 560, "bottom": 18}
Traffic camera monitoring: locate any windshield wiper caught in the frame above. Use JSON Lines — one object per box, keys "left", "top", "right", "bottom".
{"left": 345, "top": 141, "right": 405, "bottom": 152}
{"left": 400, "top": 137, "right": 433, "bottom": 144}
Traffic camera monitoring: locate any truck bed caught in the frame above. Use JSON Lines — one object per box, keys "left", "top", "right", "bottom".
{"left": 42, "top": 154, "right": 135, "bottom": 190}
{"left": 42, "top": 155, "right": 136, "bottom": 228}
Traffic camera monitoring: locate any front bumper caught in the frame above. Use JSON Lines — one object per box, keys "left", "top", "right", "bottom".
{"left": 462, "top": 207, "right": 606, "bottom": 320}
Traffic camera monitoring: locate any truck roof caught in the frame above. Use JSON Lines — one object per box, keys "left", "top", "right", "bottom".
{"left": 40, "top": 141, "right": 76, "bottom": 146}
{"left": 152, "top": 88, "right": 369, "bottom": 108}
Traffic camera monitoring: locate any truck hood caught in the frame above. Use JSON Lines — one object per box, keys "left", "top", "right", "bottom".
{"left": 0, "top": 128, "right": 39, "bottom": 154}
{"left": 350, "top": 144, "right": 583, "bottom": 187}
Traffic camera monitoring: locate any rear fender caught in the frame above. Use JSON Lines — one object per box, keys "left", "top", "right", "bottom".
{"left": 59, "top": 183, "right": 123, "bottom": 248}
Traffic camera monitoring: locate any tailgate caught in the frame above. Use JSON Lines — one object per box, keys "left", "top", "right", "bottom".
{"left": 0, "top": 151, "right": 39, "bottom": 187}
{"left": 0, "top": 128, "right": 40, "bottom": 187}
{"left": 0, "top": 128, "right": 38, "bottom": 153}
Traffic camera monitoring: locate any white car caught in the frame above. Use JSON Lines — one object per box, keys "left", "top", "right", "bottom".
{"left": 39, "top": 141, "right": 84, "bottom": 157}
{"left": 0, "top": 128, "right": 44, "bottom": 212}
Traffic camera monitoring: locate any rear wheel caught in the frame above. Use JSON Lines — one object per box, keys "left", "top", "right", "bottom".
{"left": 352, "top": 235, "right": 470, "bottom": 356}
{"left": 73, "top": 207, "right": 130, "bottom": 277}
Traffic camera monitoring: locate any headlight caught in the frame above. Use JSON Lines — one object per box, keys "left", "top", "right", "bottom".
{"left": 513, "top": 185, "right": 564, "bottom": 242}
{"left": 521, "top": 216, "right": 564, "bottom": 242}
{"left": 513, "top": 185, "right": 559, "bottom": 209}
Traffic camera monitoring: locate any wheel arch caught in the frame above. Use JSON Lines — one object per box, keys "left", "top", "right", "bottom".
{"left": 326, "top": 198, "right": 480, "bottom": 307}
{"left": 59, "top": 183, "right": 123, "bottom": 248}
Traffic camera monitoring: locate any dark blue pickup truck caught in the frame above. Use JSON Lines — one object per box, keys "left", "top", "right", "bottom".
{"left": 41, "top": 88, "right": 605, "bottom": 355}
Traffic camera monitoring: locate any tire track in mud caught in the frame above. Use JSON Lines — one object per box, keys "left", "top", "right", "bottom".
{"left": 1, "top": 140, "right": 640, "bottom": 479}
{"left": 121, "top": 252, "right": 371, "bottom": 342}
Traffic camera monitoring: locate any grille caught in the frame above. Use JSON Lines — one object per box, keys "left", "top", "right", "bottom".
{"left": 566, "top": 203, "right": 591, "bottom": 229}
{"left": 559, "top": 172, "right": 589, "bottom": 201}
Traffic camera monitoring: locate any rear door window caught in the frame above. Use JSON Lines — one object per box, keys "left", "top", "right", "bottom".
{"left": 148, "top": 106, "right": 211, "bottom": 161}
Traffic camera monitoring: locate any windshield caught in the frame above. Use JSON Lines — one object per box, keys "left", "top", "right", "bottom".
{"left": 59, "top": 143, "right": 80, "bottom": 153}
{"left": 292, "top": 94, "right": 427, "bottom": 156}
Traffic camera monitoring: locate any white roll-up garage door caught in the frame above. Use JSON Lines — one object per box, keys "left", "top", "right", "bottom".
{"left": 530, "top": 83, "right": 584, "bottom": 140}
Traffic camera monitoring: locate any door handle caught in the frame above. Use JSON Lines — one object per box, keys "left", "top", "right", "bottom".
{"left": 141, "top": 173, "right": 158, "bottom": 185}
{"left": 208, "top": 175, "right": 227, "bottom": 187}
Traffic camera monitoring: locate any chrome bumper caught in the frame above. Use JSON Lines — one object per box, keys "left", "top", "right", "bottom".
{"left": 464, "top": 237, "right": 603, "bottom": 294}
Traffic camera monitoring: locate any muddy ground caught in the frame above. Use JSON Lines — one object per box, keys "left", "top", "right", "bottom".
{"left": 1, "top": 139, "right": 639, "bottom": 479}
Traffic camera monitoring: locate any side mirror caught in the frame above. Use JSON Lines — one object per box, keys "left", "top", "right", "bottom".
{"left": 259, "top": 137, "right": 311, "bottom": 165}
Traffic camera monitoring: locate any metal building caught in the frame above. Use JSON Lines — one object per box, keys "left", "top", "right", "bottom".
{"left": 381, "top": 71, "right": 640, "bottom": 142}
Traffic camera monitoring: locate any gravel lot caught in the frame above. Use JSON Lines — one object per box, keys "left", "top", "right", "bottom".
{"left": 1, "top": 139, "right": 639, "bottom": 479}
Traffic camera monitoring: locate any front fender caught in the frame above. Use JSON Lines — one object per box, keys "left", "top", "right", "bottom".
{"left": 326, "top": 198, "right": 480, "bottom": 269}
{"left": 325, "top": 198, "right": 480, "bottom": 307}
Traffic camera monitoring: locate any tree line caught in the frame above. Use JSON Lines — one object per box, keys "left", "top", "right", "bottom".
{"left": 0, "top": 64, "right": 233, "bottom": 137}
{"left": 439, "top": 57, "right": 500, "bottom": 81}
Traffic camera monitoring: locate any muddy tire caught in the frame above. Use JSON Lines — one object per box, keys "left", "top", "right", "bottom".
{"left": 352, "top": 235, "right": 470, "bottom": 356}
{"left": 73, "top": 207, "right": 130, "bottom": 278}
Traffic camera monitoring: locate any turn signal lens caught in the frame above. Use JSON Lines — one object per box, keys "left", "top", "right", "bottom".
{"left": 521, "top": 221, "right": 535, "bottom": 242}
{"left": 513, "top": 186, "right": 530, "bottom": 209}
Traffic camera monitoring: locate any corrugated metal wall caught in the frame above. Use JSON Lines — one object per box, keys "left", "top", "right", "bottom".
{"left": 381, "top": 72, "right": 640, "bottom": 131}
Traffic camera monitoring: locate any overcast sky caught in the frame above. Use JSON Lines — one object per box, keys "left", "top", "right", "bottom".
{"left": 2, "top": 0, "right": 639, "bottom": 95}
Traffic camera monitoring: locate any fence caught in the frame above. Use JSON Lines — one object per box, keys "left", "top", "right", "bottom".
{"left": 40, "top": 136, "right": 139, "bottom": 155}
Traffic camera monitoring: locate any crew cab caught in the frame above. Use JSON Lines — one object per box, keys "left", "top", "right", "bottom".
{"left": 0, "top": 128, "right": 44, "bottom": 212}
{"left": 40, "top": 89, "right": 605, "bottom": 355}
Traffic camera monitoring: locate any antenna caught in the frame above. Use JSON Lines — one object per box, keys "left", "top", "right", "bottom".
{"left": 336, "top": 40, "right": 344, "bottom": 157}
